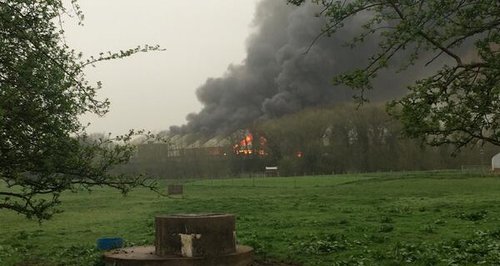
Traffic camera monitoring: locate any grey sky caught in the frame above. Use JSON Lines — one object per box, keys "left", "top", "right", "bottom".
{"left": 65, "top": 0, "right": 261, "bottom": 135}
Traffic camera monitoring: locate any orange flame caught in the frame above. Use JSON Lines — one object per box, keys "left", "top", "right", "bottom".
{"left": 234, "top": 131, "right": 267, "bottom": 156}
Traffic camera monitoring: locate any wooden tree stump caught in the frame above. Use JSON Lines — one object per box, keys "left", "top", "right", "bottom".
{"left": 155, "top": 214, "right": 236, "bottom": 258}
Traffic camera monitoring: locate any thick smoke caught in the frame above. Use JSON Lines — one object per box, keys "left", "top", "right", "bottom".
{"left": 170, "top": 0, "right": 416, "bottom": 136}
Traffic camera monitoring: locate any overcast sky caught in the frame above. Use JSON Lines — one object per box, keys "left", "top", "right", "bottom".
{"left": 65, "top": 0, "right": 261, "bottom": 135}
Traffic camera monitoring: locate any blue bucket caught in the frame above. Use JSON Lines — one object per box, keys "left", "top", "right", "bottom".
{"left": 96, "top": 237, "right": 124, "bottom": 251}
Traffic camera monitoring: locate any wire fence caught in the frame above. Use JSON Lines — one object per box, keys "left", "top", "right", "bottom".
{"left": 161, "top": 168, "right": 497, "bottom": 189}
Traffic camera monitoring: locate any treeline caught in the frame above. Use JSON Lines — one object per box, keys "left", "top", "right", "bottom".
{"left": 258, "top": 104, "right": 498, "bottom": 176}
{"left": 121, "top": 104, "right": 499, "bottom": 178}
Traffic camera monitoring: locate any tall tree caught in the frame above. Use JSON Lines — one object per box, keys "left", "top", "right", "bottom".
{"left": 0, "top": 0, "right": 161, "bottom": 220}
{"left": 290, "top": 0, "right": 500, "bottom": 150}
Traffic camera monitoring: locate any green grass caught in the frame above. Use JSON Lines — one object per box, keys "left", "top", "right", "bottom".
{"left": 189, "top": 174, "right": 375, "bottom": 188}
{"left": 1, "top": 171, "right": 499, "bottom": 265}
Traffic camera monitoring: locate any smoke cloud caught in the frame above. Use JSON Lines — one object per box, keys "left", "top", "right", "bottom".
{"left": 170, "top": 0, "right": 418, "bottom": 136}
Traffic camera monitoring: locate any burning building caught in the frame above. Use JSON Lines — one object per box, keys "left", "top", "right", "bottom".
{"left": 135, "top": 129, "right": 268, "bottom": 160}
{"left": 233, "top": 130, "right": 267, "bottom": 156}
{"left": 128, "top": 130, "right": 271, "bottom": 179}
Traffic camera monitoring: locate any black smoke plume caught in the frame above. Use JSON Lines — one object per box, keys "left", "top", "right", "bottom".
{"left": 170, "top": 0, "right": 420, "bottom": 136}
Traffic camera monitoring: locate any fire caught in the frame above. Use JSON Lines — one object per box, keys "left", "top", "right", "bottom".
{"left": 234, "top": 130, "right": 267, "bottom": 156}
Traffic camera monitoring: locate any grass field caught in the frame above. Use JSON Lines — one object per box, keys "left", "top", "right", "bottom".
{"left": 1, "top": 171, "right": 499, "bottom": 265}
